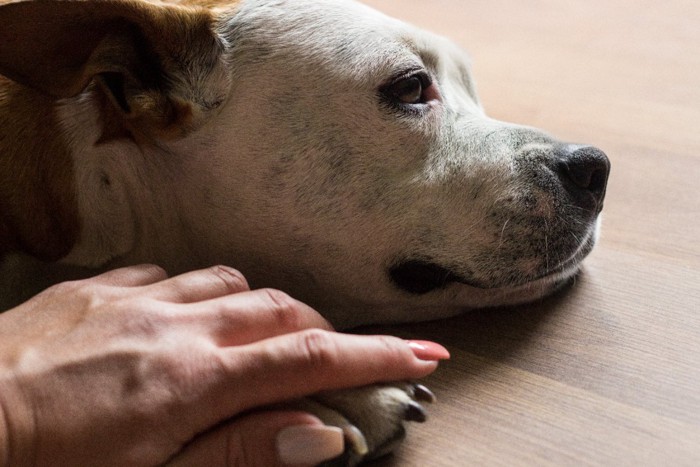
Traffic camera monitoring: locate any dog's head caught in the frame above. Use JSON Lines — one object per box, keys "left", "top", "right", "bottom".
{"left": 0, "top": 0, "right": 609, "bottom": 326}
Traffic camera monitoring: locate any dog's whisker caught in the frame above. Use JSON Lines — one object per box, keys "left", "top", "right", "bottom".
{"left": 544, "top": 219, "right": 550, "bottom": 273}
{"left": 498, "top": 218, "right": 511, "bottom": 249}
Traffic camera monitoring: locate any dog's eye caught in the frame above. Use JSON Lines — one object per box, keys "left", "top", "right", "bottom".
{"left": 383, "top": 72, "right": 432, "bottom": 105}
{"left": 392, "top": 76, "right": 424, "bottom": 104}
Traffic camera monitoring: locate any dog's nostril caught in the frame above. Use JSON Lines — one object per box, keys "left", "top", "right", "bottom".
{"left": 565, "top": 147, "right": 610, "bottom": 193}
{"left": 556, "top": 145, "right": 611, "bottom": 211}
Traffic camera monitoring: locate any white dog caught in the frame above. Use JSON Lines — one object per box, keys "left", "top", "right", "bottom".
{"left": 0, "top": 0, "right": 609, "bottom": 462}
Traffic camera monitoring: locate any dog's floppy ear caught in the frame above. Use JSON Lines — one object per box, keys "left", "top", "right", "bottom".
{"left": 0, "top": 0, "right": 227, "bottom": 140}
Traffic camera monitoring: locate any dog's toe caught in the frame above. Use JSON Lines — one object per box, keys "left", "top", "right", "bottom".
{"left": 301, "top": 382, "right": 434, "bottom": 465}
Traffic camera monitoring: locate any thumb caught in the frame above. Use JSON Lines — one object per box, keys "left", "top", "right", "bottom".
{"left": 168, "top": 411, "right": 345, "bottom": 467}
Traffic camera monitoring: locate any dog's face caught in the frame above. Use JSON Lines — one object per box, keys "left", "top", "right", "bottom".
{"left": 177, "top": 0, "right": 609, "bottom": 325}
{"left": 0, "top": 0, "right": 609, "bottom": 326}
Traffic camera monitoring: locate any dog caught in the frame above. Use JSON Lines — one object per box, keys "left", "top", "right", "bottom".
{"left": 0, "top": 0, "right": 610, "bottom": 462}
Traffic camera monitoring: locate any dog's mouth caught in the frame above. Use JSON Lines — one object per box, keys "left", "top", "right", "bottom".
{"left": 389, "top": 218, "right": 600, "bottom": 296}
{"left": 388, "top": 256, "right": 581, "bottom": 295}
{"left": 389, "top": 259, "right": 482, "bottom": 294}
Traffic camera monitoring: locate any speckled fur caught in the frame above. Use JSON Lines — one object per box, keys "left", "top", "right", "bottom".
{"left": 2, "top": 0, "right": 603, "bottom": 328}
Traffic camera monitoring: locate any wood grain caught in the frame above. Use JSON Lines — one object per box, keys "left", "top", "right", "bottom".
{"left": 358, "top": 0, "right": 700, "bottom": 464}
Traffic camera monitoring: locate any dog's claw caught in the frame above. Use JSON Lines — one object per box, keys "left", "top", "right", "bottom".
{"left": 404, "top": 400, "right": 427, "bottom": 423}
{"left": 412, "top": 383, "right": 436, "bottom": 403}
{"left": 342, "top": 424, "right": 369, "bottom": 456}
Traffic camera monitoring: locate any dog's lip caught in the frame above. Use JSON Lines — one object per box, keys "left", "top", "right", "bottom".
{"left": 389, "top": 259, "right": 483, "bottom": 294}
{"left": 390, "top": 221, "right": 598, "bottom": 295}
{"left": 389, "top": 251, "right": 586, "bottom": 295}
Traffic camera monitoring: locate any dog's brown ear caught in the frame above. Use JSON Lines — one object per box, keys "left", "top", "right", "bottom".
{"left": 0, "top": 0, "right": 227, "bottom": 140}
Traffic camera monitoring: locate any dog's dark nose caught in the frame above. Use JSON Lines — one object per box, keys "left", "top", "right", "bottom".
{"left": 555, "top": 145, "right": 610, "bottom": 213}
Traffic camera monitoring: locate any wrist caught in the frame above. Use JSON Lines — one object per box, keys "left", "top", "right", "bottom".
{"left": 0, "top": 380, "right": 11, "bottom": 467}
{"left": 0, "top": 376, "right": 34, "bottom": 467}
{"left": 0, "top": 399, "right": 7, "bottom": 467}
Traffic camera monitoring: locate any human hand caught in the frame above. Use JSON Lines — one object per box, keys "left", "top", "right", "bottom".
{"left": 0, "top": 265, "right": 445, "bottom": 466}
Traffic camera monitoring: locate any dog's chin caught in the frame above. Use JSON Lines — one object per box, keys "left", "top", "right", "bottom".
{"left": 475, "top": 263, "right": 582, "bottom": 307}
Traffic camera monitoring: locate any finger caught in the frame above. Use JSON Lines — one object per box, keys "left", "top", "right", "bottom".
{"left": 167, "top": 411, "right": 344, "bottom": 467}
{"left": 215, "top": 331, "right": 444, "bottom": 414}
{"left": 141, "top": 265, "right": 250, "bottom": 303}
{"left": 192, "top": 288, "right": 334, "bottom": 346}
{"left": 88, "top": 264, "right": 168, "bottom": 287}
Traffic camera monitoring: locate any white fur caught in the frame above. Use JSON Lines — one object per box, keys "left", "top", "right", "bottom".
{"left": 2, "top": 0, "right": 605, "bottom": 328}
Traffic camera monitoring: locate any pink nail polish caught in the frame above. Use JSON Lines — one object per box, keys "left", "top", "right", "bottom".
{"left": 407, "top": 340, "right": 450, "bottom": 361}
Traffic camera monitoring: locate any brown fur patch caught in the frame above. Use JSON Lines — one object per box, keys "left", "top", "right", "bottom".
{"left": 0, "top": 0, "right": 231, "bottom": 141}
{"left": 0, "top": 77, "right": 80, "bottom": 260}
{"left": 0, "top": 0, "right": 241, "bottom": 260}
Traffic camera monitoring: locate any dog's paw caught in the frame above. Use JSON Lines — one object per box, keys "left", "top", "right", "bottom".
{"left": 289, "top": 382, "right": 435, "bottom": 466}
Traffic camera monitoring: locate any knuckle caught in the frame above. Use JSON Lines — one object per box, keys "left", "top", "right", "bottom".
{"left": 260, "top": 288, "right": 305, "bottom": 330}
{"left": 111, "top": 264, "right": 167, "bottom": 284}
{"left": 44, "top": 279, "right": 81, "bottom": 296}
{"left": 296, "top": 328, "right": 339, "bottom": 369}
{"left": 261, "top": 288, "right": 298, "bottom": 314}
{"left": 138, "top": 264, "right": 168, "bottom": 280}
{"left": 62, "top": 281, "right": 109, "bottom": 306}
{"left": 210, "top": 265, "right": 249, "bottom": 293}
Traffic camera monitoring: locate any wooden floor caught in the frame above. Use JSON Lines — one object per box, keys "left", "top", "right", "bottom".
{"left": 359, "top": 0, "right": 700, "bottom": 465}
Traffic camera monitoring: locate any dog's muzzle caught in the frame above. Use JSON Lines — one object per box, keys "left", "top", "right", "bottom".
{"left": 388, "top": 144, "right": 611, "bottom": 296}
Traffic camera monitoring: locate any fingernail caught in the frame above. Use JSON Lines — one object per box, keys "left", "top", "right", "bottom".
{"left": 407, "top": 340, "right": 451, "bottom": 361}
{"left": 276, "top": 425, "right": 344, "bottom": 465}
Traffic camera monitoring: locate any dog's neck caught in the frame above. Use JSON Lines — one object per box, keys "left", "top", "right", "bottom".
{"left": 0, "top": 76, "right": 80, "bottom": 261}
